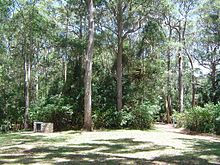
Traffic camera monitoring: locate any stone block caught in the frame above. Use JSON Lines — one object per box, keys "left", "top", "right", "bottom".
{"left": 33, "top": 122, "right": 53, "bottom": 133}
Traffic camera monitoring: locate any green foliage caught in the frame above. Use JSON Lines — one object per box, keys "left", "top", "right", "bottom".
{"left": 118, "top": 107, "right": 133, "bottom": 128}
{"left": 185, "top": 106, "right": 214, "bottom": 133}
{"left": 130, "top": 103, "right": 160, "bottom": 129}
{"left": 143, "top": 20, "right": 165, "bottom": 46}
{"left": 175, "top": 103, "right": 220, "bottom": 134}
{"left": 0, "top": 120, "right": 11, "bottom": 133}
{"left": 0, "top": 0, "right": 219, "bottom": 132}
{"left": 93, "top": 102, "right": 160, "bottom": 130}
{"left": 30, "top": 95, "right": 78, "bottom": 131}
{"left": 93, "top": 108, "right": 120, "bottom": 129}
{"left": 173, "top": 111, "right": 187, "bottom": 128}
{"left": 215, "top": 116, "right": 220, "bottom": 135}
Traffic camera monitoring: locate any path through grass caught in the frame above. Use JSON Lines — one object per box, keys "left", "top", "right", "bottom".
{"left": 0, "top": 124, "right": 219, "bottom": 164}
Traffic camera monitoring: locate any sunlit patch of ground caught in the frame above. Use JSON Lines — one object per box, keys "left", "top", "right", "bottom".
{"left": 0, "top": 124, "right": 219, "bottom": 164}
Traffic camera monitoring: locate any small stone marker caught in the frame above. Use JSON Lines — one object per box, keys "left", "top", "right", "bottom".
{"left": 33, "top": 122, "right": 53, "bottom": 133}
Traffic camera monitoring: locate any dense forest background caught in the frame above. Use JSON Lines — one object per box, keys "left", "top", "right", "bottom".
{"left": 0, "top": 0, "right": 219, "bottom": 133}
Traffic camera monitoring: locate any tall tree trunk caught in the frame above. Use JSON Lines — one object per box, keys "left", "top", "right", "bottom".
{"left": 64, "top": 4, "right": 69, "bottom": 83}
{"left": 84, "top": 0, "right": 94, "bottom": 131}
{"left": 21, "top": 14, "right": 29, "bottom": 129}
{"left": 167, "top": 95, "right": 172, "bottom": 117}
{"left": 211, "top": 62, "right": 217, "bottom": 103}
{"left": 191, "top": 72, "right": 196, "bottom": 107}
{"left": 116, "top": 0, "right": 123, "bottom": 111}
{"left": 24, "top": 53, "right": 31, "bottom": 129}
{"left": 36, "top": 73, "right": 39, "bottom": 99}
{"left": 166, "top": 26, "right": 172, "bottom": 120}
{"left": 187, "top": 53, "right": 196, "bottom": 107}
{"left": 165, "top": 96, "right": 171, "bottom": 123}
{"left": 64, "top": 62, "right": 67, "bottom": 82}
{"left": 178, "top": 20, "right": 184, "bottom": 113}
{"left": 24, "top": 2, "right": 34, "bottom": 129}
{"left": 178, "top": 53, "right": 184, "bottom": 112}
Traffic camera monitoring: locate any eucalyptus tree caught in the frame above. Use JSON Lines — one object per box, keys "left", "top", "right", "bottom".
{"left": 195, "top": 0, "right": 220, "bottom": 104}
{"left": 163, "top": 15, "right": 174, "bottom": 122}
{"left": 83, "top": 0, "right": 94, "bottom": 131}
{"left": 0, "top": 0, "right": 11, "bottom": 124}
{"left": 52, "top": 0, "right": 87, "bottom": 84}
{"left": 50, "top": 0, "right": 89, "bottom": 128}
{"left": 163, "top": 0, "right": 198, "bottom": 112}
{"left": 3, "top": 0, "right": 32, "bottom": 129}
{"left": 6, "top": 0, "right": 58, "bottom": 129}
{"left": 96, "top": 0, "right": 163, "bottom": 111}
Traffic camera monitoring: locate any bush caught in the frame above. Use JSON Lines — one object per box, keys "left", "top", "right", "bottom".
{"left": 185, "top": 106, "right": 214, "bottom": 132}
{"left": 93, "top": 102, "right": 160, "bottom": 130}
{"left": 30, "top": 95, "right": 76, "bottom": 131}
{"left": 0, "top": 120, "right": 11, "bottom": 133}
{"left": 130, "top": 103, "right": 160, "bottom": 129}
{"left": 172, "top": 111, "right": 187, "bottom": 128}
{"left": 118, "top": 107, "right": 133, "bottom": 128}
{"left": 215, "top": 117, "right": 220, "bottom": 135}
{"left": 175, "top": 103, "right": 220, "bottom": 134}
{"left": 93, "top": 108, "right": 121, "bottom": 129}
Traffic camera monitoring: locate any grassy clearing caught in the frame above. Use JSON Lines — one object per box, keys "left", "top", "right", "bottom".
{"left": 0, "top": 126, "right": 220, "bottom": 164}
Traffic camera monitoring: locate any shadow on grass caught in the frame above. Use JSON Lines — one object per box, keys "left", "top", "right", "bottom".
{"left": 0, "top": 132, "right": 73, "bottom": 148}
{"left": 175, "top": 138, "right": 220, "bottom": 164}
{"left": 1, "top": 137, "right": 219, "bottom": 164}
{"left": 0, "top": 133, "right": 45, "bottom": 147}
{"left": 0, "top": 153, "right": 153, "bottom": 165}
{"left": 152, "top": 139, "right": 220, "bottom": 165}
{"left": 0, "top": 147, "right": 24, "bottom": 154}
{"left": 81, "top": 138, "right": 171, "bottom": 154}
{"left": 153, "top": 154, "right": 214, "bottom": 165}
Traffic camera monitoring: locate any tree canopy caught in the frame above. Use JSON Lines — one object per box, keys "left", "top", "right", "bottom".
{"left": 0, "top": 0, "right": 219, "bottom": 133}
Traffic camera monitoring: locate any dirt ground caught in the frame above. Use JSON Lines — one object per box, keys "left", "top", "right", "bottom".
{"left": 0, "top": 123, "right": 220, "bottom": 164}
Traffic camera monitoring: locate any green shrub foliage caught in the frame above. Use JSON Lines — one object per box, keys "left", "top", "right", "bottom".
{"left": 29, "top": 95, "right": 80, "bottom": 131}
{"left": 93, "top": 102, "right": 160, "bottom": 129}
{"left": 174, "top": 103, "right": 220, "bottom": 134}
{"left": 0, "top": 120, "right": 11, "bottom": 133}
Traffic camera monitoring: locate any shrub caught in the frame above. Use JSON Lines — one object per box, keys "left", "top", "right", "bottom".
{"left": 93, "top": 102, "right": 160, "bottom": 130}
{"left": 175, "top": 103, "right": 220, "bottom": 134}
{"left": 93, "top": 108, "right": 121, "bottom": 129}
{"left": 172, "top": 111, "right": 187, "bottom": 128}
{"left": 93, "top": 103, "right": 160, "bottom": 129}
{"left": 30, "top": 95, "right": 75, "bottom": 131}
{"left": 0, "top": 120, "right": 11, "bottom": 133}
{"left": 185, "top": 106, "right": 214, "bottom": 133}
{"left": 211, "top": 103, "right": 220, "bottom": 134}
{"left": 130, "top": 103, "right": 159, "bottom": 129}
{"left": 119, "top": 107, "right": 133, "bottom": 128}
{"left": 215, "top": 117, "right": 220, "bottom": 135}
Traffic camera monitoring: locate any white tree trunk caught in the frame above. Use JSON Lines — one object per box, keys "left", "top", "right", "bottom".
{"left": 84, "top": 0, "right": 94, "bottom": 131}
{"left": 116, "top": 0, "right": 123, "bottom": 111}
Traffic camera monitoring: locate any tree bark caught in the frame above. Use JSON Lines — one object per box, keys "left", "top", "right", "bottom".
{"left": 64, "top": 4, "right": 69, "bottom": 83}
{"left": 84, "top": 0, "right": 94, "bottom": 131}
{"left": 24, "top": 51, "right": 31, "bottom": 129}
{"left": 35, "top": 73, "right": 39, "bottom": 99}
{"left": 167, "top": 95, "right": 172, "bottom": 117}
{"left": 116, "top": 0, "right": 123, "bottom": 111}
{"left": 178, "top": 53, "right": 184, "bottom": 112}
{"left": 165, "top": 96, "right": 171, "bottom": 123}
{"left": 24, "top": 1, "right": 35, "bottom": 130}
{"left": 178, "top": 20, "right": 184, "bottom": 113}
{"left": 187, "top": 53, "right": 196, "bottom": 107}
{"left": 166, "top": 25, "right": 173, "bottom": 119}
{"left": 211, "top": 62, "right": 217, "bottom": 103}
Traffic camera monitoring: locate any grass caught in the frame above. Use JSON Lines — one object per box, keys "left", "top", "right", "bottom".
{"left": 0, "top": 127, "right": 220, "bottom": 164}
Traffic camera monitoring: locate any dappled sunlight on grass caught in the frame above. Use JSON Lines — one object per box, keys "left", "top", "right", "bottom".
{"left": 175, "top": 138, "right": 220, "bottom": 164}
{"left": 0, "top": 127, "right": 220, "bottom": 164}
